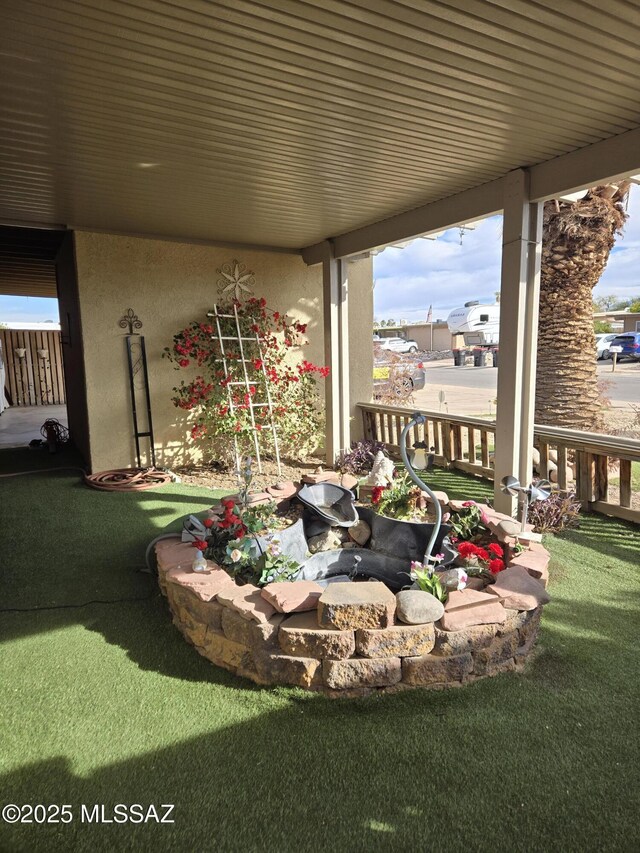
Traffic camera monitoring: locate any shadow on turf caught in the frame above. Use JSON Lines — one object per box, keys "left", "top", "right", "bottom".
{"left": 1, "top": 651, "right": 637, "bottom": 853}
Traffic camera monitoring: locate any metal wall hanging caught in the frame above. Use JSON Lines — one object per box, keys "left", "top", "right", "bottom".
{"left": 119, "top": 309, "right": 156, "bottom": 468}
{"left": 118, "top": 308, "right": 143, "bottom": 335}
{"left": 216, "top": 260, "right": 255, "bottom": 301}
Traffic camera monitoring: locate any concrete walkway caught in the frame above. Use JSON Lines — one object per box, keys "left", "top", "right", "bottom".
{"left": 0, "top": 405, "right": 67, "bottom": 448}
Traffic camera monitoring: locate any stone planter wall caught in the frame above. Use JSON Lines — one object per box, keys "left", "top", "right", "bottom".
{"left": 155, "top": 537, "right": 549, "bottom": 698}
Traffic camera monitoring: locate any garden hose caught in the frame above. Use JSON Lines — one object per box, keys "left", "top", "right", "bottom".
{"left": 399, "top": 413, "right": 442, "bottom": 564}
{"left": 84, "top": 468, "right": 173, "bottom": 491}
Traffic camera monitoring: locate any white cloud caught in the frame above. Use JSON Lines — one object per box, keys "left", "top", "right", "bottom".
{"left": 374, "top": 184, "right": 640, "bottom": 321}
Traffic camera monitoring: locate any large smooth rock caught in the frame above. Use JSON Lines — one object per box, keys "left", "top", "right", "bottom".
{"left": 396, "top": 590, "right": 445, "bottom": 625}
{"left": 317, "top": 581, "right": 396, "bottom": 630}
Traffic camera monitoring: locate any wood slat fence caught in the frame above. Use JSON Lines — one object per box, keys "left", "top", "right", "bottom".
{"left": 1, "top": 328, "right": 66, "bottom": 406}
{"left": 359, "top": 402, "right": 640, "bottom": 525}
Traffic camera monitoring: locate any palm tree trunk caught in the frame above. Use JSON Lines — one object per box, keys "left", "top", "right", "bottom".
{"left": 535, "top": 183, "right": 629, "bottom": 431}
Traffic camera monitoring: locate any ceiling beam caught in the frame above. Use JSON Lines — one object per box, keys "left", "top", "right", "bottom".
{"left": 529, "top": 126, "right": 640, "bottom": 201}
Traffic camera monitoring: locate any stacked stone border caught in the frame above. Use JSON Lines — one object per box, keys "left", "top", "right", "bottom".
{"left": 155, "top": 495, "right": 550, "bottom": 698}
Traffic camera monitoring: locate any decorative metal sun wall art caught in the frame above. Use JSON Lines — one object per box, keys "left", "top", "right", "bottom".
{"left": 216, "top": 260, "right": 255, "bottom": 301}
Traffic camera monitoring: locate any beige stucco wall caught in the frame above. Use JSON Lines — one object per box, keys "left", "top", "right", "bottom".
{"left": 346, "top": 256, "right": 374, "bottom": 441}
{"left": 73, "top": 232, "right": 373, "bottom": 472}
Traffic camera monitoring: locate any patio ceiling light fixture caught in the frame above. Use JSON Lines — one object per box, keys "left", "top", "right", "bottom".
{"left": 500, "top": 475, "right": 551, "bottom": 532}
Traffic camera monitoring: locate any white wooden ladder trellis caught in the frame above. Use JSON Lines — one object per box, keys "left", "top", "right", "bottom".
{"left": 209, "top": 303, "right": 282, "bottom": 476}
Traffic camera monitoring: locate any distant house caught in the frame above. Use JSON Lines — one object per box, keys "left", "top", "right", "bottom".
{"left": 374, "top": 322, "right": 462, "bottom": 351}
{"left": 593, "top": 311, "right": 640, "bottom": 333}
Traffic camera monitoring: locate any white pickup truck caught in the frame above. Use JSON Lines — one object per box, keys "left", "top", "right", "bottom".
{"left": 373, "top": 335, "right": 419, "bottom": 354}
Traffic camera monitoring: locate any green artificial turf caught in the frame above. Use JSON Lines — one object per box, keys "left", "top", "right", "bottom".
{"left": 1, "top": 462, "right": 639, "bottom": 853}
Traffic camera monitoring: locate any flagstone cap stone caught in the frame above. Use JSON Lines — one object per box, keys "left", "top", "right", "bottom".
{"left": 156, "top": 538, "right": 195, "bottom": 571}
{"left": 261, "top": 580, "right": 323, "bottom": 613}
{"left": 441, "top": 588, "right": 507, "bottom": 631}
{"left": 165, "top": 564, "right": 235, "bottom": 601}
{"left": 217, "top": 584, "right": 278, "bottom": 624}
{"left": 317, "top": 581, "right": 396, "bottom": 630}
{"left": 486, "top": 566, "right": 551, "bottom": 611}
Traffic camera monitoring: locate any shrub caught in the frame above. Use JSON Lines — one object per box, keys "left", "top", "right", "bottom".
{"left": 164, "top": 296, "right": 328, "bottom": 463}
{"left": 526, "top": 490, "right": 581, "bottom": 533}
{"left": 335, "top": 439, "right": 386, "bottom": 476}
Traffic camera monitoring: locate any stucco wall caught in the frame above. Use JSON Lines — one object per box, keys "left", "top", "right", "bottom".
{"left": 73, "top": 232, "right": 373, "bottom": 472}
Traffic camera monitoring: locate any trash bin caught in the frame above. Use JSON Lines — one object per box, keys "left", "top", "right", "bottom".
{"left": 473, "top": 348, "right": 485, "bottom": 367}
{"left": 453, "top": 348, "right": 465, "bottom": 367}
{"left": 491, "top": 347, "right": 499, "bottom": 368}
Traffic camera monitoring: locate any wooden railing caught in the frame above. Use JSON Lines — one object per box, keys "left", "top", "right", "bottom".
{"left": 1, "top": 328, "right": 66, "bottom": 406}
{"left": 359, "top": 402, "right": 640, "bottom": 525}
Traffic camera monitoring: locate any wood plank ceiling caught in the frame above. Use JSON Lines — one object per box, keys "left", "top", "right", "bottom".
{"left": 0, "top": 227, "right": 63, "bottom": 297}
{"left": 1, "top": 0, "right": 640, "bottom": 250}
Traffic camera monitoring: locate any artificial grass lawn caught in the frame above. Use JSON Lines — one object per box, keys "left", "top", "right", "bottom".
{"left": 1, "top": 461, "right": 639, "bottom": 853}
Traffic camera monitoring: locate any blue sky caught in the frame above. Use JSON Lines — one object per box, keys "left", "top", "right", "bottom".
{"left": 374, "top": 184, "right": 640, "bottom": 323}
{"left": 1, "top": 184, "right": 638, "bottom": 324}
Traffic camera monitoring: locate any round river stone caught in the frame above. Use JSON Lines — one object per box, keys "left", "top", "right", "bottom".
{"left": 396, "top": 590, "right": 445, "bottom": 625}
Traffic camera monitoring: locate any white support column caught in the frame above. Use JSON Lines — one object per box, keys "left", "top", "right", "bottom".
{"left": 493, "top": 170, "right": 543, "bottom": 515}
{"left": 337, "top": 259, "right": 351, "bottom": 453}
{"left": 322, "top": 246, "right": 350, "bottom": 464}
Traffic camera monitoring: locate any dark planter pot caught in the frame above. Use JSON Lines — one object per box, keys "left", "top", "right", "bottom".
{"left": 356, "top": 505, "right": 452, "bottom": 565}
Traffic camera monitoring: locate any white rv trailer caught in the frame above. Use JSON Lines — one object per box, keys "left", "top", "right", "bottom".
{"left": 446, "top": 301, "right": 500, "bottom": 347}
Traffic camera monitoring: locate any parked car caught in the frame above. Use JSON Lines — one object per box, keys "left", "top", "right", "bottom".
{"left": 373, "top": 348, "right": 426, "bottom": 399}
{"left": 595, "top": 333, "right": 618, "bottom": 360}
{"left": 376, "top": 336, "right": 420, "bottom": 354}
{"left": 609, "top": 332, "right": 640, "bottom": 361}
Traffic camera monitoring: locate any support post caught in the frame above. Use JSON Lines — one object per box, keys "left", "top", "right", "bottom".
{"left": 493, "top": 170, "right": 543, "bottom": 514}
{"left": 322, "top": 245, "right": 350, "bottom": 464}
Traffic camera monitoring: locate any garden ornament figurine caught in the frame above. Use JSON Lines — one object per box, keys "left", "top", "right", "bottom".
{"left": 408, "top": 439, "right": 435, "bottom": 471}
{"left": 366, "top": 451, "right": 395, "bottom": 486}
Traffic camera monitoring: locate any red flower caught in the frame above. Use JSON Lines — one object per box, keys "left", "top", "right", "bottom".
{"left": 192, "top": 539, "right": 208, "bottom": 551}
{"left": 273, "top": 312, "right": 280, "bottom": 320}
{"left": 371, "top": 485, "right": 387, "bottom": 505}
{"left": 462, "top": 500, "right": 476, "bottom": 507}
{"left": 255, "top": 424, "right": 262, "bottom": 431}
{"left": 178, "top": 358, "right": 190, "bottom": 367}
{"left": 319, "top": 366, "right": 330, "bottom": 378}
{"left": 488, "top": 542, "right": 504, "bottom": 557}
{"left": 253, "top": 358, "right": 263, "bottom": 370}
{"left": 222, "top": 498, "right": 235, "bottom": 509}
{"left": 476, "top": 547, "right": 490, "bottom": 563}
{"left": 203, "top": 518, "right": 214, "bottom": 528}
{"left": 457, "top": 541, "right": 478, "bottom": 559}
{"left": 489, "top": 558, "right": 505, "bottom": 574}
